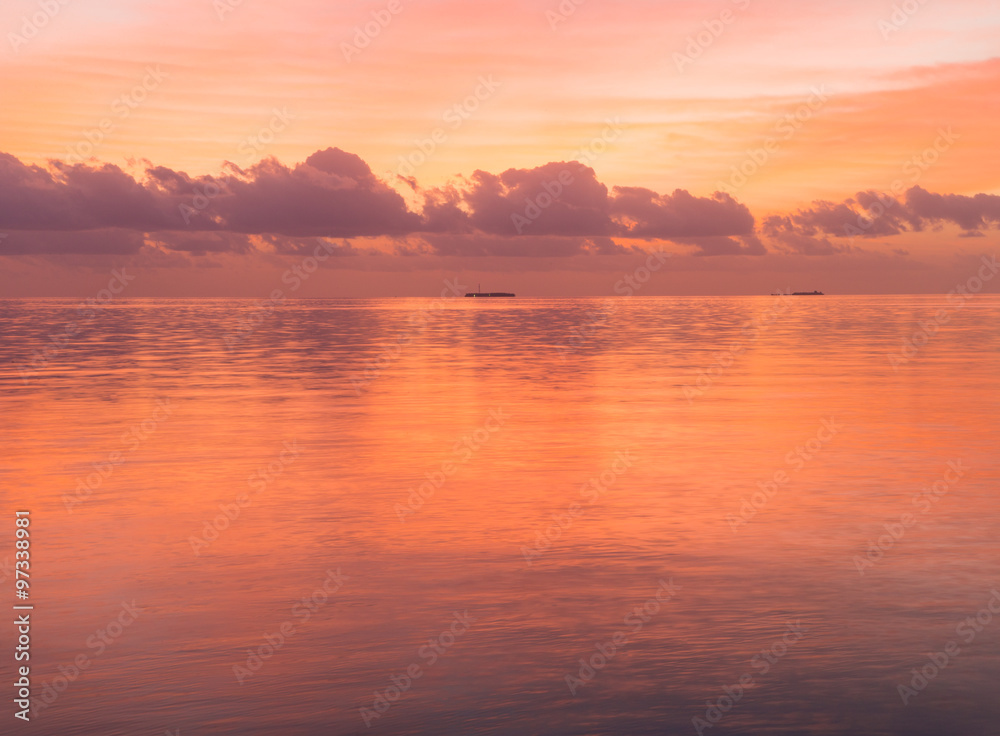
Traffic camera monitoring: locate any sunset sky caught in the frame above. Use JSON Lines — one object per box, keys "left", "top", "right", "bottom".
{"left": 1, "top": 0, "right": 998, "bottom": 295}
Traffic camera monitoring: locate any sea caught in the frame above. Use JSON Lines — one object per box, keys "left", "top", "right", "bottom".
{"left": 1, "top": 295, "right": 999, "bottom": 735}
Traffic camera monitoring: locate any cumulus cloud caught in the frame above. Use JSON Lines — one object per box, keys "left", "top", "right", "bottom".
{"left": 438, "top": 161, "right": 756, "bottom": 243}
{"left": 0, "top": 149, "right": 758, "bottom": 255}
{"left": 211, "top": 149, "right": 422, "bottom": 237}
{"left": 458, "top": 161, "right": 614, "bottom": 237}
{"left": 904, "top": 186, "right": 1000, "bottom": 232}
{"left": 0, "top": 154, "right": 172, "bottom": 231}
{"left": 610, "top": 187, "right": 755, "bottom": 239}
{"left": 781, "top": 195, "right": 909, "bottom": 239}
{"left": 761, "top": 215, "right": 845, "bottom": 255}
{"left": 763, "top": 186, "right": 1000, "bottom": 248}
{"left": 1, "top": 148, "right": 995, "bottom": 259}
{"left": 0, "top": 148, "right": 420, "bottom": 239}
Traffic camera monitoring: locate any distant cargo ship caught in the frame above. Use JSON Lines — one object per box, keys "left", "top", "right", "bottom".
{"left": 465, "top": 283, "right": 515, "bottom": 297}
{"left": 773, "top": 290, "right": 825, "bottom": 295}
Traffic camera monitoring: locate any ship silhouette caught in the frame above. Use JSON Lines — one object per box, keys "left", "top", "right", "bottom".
{"left": 465, "top": 283, "right": 515, "bottom": 297}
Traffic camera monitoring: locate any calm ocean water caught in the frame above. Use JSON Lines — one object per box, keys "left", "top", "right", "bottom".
{"left": 2, "top": 295, "right": 999, "bottom": 736}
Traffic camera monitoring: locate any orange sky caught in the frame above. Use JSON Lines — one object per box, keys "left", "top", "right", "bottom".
{"left": 1, "top": 0, "right": 998, "bottom": 295}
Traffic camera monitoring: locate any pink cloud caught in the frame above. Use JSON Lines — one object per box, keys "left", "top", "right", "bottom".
{"left": 1, "top": 149, "right": 996, "bottom": 261}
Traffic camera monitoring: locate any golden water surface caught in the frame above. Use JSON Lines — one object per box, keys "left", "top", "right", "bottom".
{"left": 2, "top": 295, "right": 999, "bottom": 735}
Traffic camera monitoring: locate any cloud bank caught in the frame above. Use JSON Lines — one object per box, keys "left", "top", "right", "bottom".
{"left": 0, "top": 150, "right": 996, "bottom": 258}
